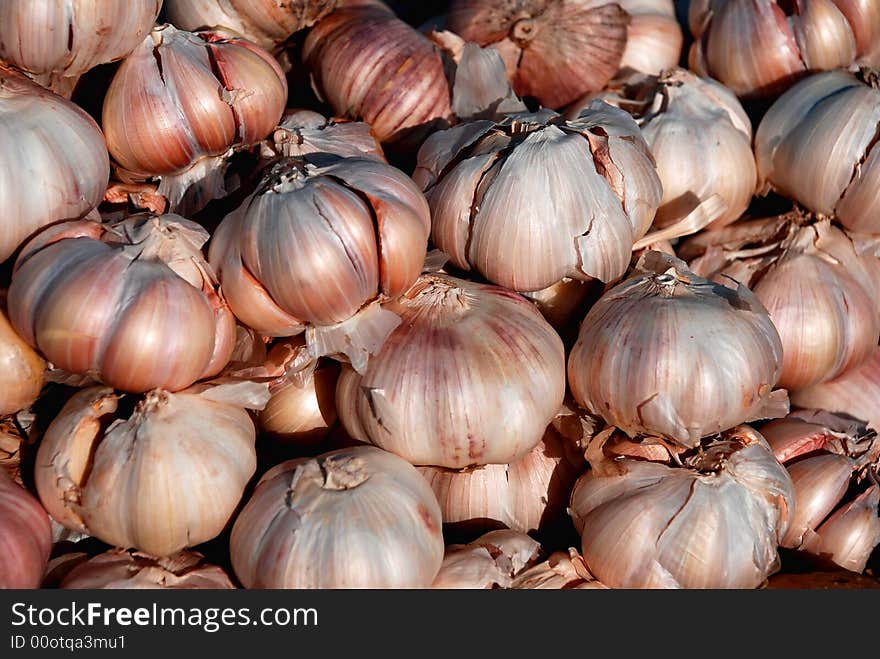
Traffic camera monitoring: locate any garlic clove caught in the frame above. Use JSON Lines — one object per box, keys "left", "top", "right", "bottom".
{"left": 781, "top": 453, "right": 854, "bottom": 548}
{"left": 830, "top": 0, "right": 880, "bottom": 58}
{"left": 803, "top": 486, "right": 880, "bottom": 573}
{"left": 617, "top": 0, "right": 684, "bottom": 76}
{"left": 789, "top": 0, "right": 857, "bottom": 71}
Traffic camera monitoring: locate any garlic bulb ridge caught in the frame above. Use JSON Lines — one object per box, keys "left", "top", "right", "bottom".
{"left": 414, "top": 104, "right": 662, "bottom": 292}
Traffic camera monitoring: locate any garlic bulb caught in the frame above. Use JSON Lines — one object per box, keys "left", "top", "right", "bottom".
{"left": 446, "top": 0, "right": 629, "bottom": 108}
{"left": 760, "top": 410, "right": 879, "bottom": 567}
{"left": 259, "top": 339, "right": 340, "bottom": 445}
{"left": 689, "top": 0, "right": 878, "bottom": 99}
{"left": 0, "top": 0, "right": 161, "bottom": 95}
{"left": 0, "top": 310, "right": 44, "bottom": 416}
{"left": 417, "top": 427, "right": 582, "bottom": 535}
{"left": 165, "top": 0, "right": 337, "bottom": 50}
{"left": 302, "top": 1, "right": 452, "bottom": 146}
{"left": 414, "top": 105, "right": 662, "bottom": 292}
{"left": 209, "top": 156, "right": 430, "bottom": 370}
{"left": 0, "top": 469, "right": 52, "bottom": 589}
{"left": 263, "top": 109, "right": 386, "bottom": 162}
{"left": 792, "top": 347, "right": 880, "bottom": 431}
{"left": 432, "top": 530, "right": 542, "bottom": 589}
{"left": 230, "top": 446, "right": 444, "bottom": 588}
{"left": 8, "top": 214, "right": 236, "bottom": 394}
{"left": 0, "top": 65, "right": 109, "bottom": 263}
{"left": 35, "top": 384, "right": 261, "bottom": 557}
{"left": 570, "top": 426, "right": 795, "bottom": 589}
{"left": 617, "top": 0, "right": 683, "bottom": 76}
{"left": 511, "top": 548, "right": 607, "bottom": 589}
{"left": 683, "top": 217, "right": 880, "bottom": 390}
{"left": 574, "top": 69, "right": 755, "bottom": 231}
{"left": 103, "top": 24, "right": 287, "bottom": 208}
{"left": 755, "top": 69, "right": 880, "bottom": 233}
{"left": 568, "top": 252, "right": 785, "bottom": 448}
{"left": 336, "top": 274, "right": 566, "bottom": 468}
{"left": 62, "top": 550, "right": 236, "bottom": 589}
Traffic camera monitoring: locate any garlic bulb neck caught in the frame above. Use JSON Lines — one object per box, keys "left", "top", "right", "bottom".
{"left": 319, "top": 454, "right": 370, "bottom": 490}
{"left": 511, "top": 18, "right": 540, "bottom": 44}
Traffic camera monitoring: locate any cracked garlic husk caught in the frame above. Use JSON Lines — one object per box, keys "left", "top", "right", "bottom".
{"left": 0, "top": 64, "right": 109, "bottom": 263}
{"left": 417, "top": 426, "right": 582, "bottom": 536}
{"left": 446, "top": 0, "right": 629, "bottom": 109}
{"left": 755, "top": 69, "right": 880, "bottom": 233}
{"left": 0, "top": 468, "right": 51, "bottom": 589}
{"left": 8, "top": 214, "right": 236, "bottom": 394}
{"left": 165, "top": 0, "right": 337, "bottom": 51}
{"left": 263, "top": 109, "right": 386, "bottom": 162}
{"left": 682, "top": 216, "right": 880, "bottom": 390}
{"left": 35, "top": 382, "right": 266, "bottom": 557}
{"left": 760, "top": 410, "right": 880, "bottom": 570}
{"left": 617, "top": 0, "right": 683, "bottom": 77}
{"left": 431, "top": 530, "right": 542, "bottom": 589}
{"left": 569, "top": 425, "right": 795, "bottom": 588}
{"left": 209, "top": 156, "right": 429, "bottom": 372}
{"left": 792, "top": 347, "right": 880, "bottom": 431}
{"left": 303, "top": 1, "right": 452, "bottom": 147}
{"left": 413, "top": 105, "right": 662, "bottom": 292}
{"left": 568, "top": 252, "right": 785, "bottom": 448}
{"left": 102, "top": 24, "right": 287, "bottom": 211}
{"left": 573, "top": 68, "right": 755, "bottom": 232}
{"left": 336, "top": 274, "right": 566, "bottom": 468}
{"left": 230, "top": 446, "right": 444, "bottom": 588}
{"left": 61, "top": 549, "right": 236, "bottom": 590}
{"left": 510, "top": 547, "right": 608, "bottom": 589}
{"left": 0, "top": 0, "right": 161, "bottom": 96}
{"left": 689, "top": 0, "right": 878, "bottom": 99}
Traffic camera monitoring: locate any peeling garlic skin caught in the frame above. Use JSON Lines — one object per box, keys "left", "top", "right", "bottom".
{"left": 62, "top": 550, "right": 236, "bottom": 590}
{"left": 231, "top": 446, "right": 445, "bottom": 589}
{"left": 755, "top": 70, "right": 880, "bottom": 233}
{"left": 568, "top": 252, "right": 784, "bottom": 448}
{"left": 415, "top": 105, "right": 661, "bottom": 292}
{"left": 0, "top": 66, "right": 109, "bottom": 263}
{"left": 103, "top": 24, "right": 287, "bottom": 179}
{"left": 447, "top": 0, "right": 630, "bottom": 109}
{"left": 34, "top": 387, "right": 258, "bottom": 557}
{"left": 570, "top": 428, "right": 795, "bottom": 589}
{"left": 336, "top": 275, "right": 566, "bottom": 468}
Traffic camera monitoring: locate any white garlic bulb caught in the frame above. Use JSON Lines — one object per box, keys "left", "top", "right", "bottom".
{"left": 230, "top": 446, "right": 444, "bottom": 588}
{"left": 568, "top": 252, "right": 785, "bottom": 448}
{"left": 336, "top": 274, "right": 566, "bottom": 468}
{"left": 414, "top": 105, "right": 662, "bottom": 292}
{"left": 570, "top": 426, "right": 795, "bottom": 589}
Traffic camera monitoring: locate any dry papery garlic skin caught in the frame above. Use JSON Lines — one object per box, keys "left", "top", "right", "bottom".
{"left": 568, "top": 252, "right": 785, "bottom": 447}
{"left": 0, "top": 469, "right": 52, "bottom": 589}
{"left": 414, "top": 105, "right": 662, "bottom": 292}
{"left": 230, "top": 446, "right": 445, "bottom": 589}
{"left": 336, "top": 274, "right": 566, "bottom": 468}
{"left": 62, "top": 549, "right": 236, "bottom": 590}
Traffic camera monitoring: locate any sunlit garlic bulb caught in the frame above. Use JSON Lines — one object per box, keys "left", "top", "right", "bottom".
{"left": 417, "top": 427, "right": 582, "bottom": 536}
{"left": 8, "top": 214, "right": 236, "bottom": 393}
{"left": 35, "top": 385, "right": 261, "bottom": 557}
{"left": 0, "top": 65, "right": 109, "bottom": 263}
{"left": 689, "top": 0, "right": 879, "bottom": 99}
{"left": 103, "top": 24, "right": 287, "bottom": 208}
{"left": 231, "top": 446, "right": 444, "bottom": 588}
{"left": 0, "top": 310, "right": 44, "bottom": 416}
{"left": 209, "top": 156, "right": 430, "bottom": 371}
{"left": 761, "top": 410, "right": 880, "bottom": 571}
{"left": 792, "top": 347, "right": 880, "bottom": 431}
{"left": 303, "top": 1, "right": 452, "bottom": 146}
{"left": 755, "top": 69, "right": 880, "bottom": 233}
{"left": 574, "top": 68, "right": 755, "bottom": 232}
{"left": 0, "top": 469, "right": 52, "bottom": 589}
{"left": 570, "top": 426, "right": 795, "bottom": 588}
{"left": 336, "top": 274, "right": 566, "bottom": 468}
{"left": 414, "top": 105, "right": 662, "bottom": 292}
{"left": 617, "top": 0, "right": 683, "bottom": 76}
{"left": 0, "top": 0, "right": 161, "bottom": 95}
{"left": 432, "top": 530, "right": 542, "bottom": 589}
{"left": 683, "top": 216, "right": 880, "bottom": 390}
{"left": 165, "top": 0, "right": 337, "bottom": 50}
{"left": 446, "top": 0, "right": 629, "bottom": 108}
{"left": 62, "top": 550, "right": 236, "bottom": 589}
{"left": 568, "top": 252, "right": 785, "bottom": 448}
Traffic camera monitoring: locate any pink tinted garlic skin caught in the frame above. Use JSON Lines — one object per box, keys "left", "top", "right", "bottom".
{"left": 62, "top": 550, "right": 236, "bottom": 590}
{"left": 0, "top": 469, "right": 52, "bottom": 589}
